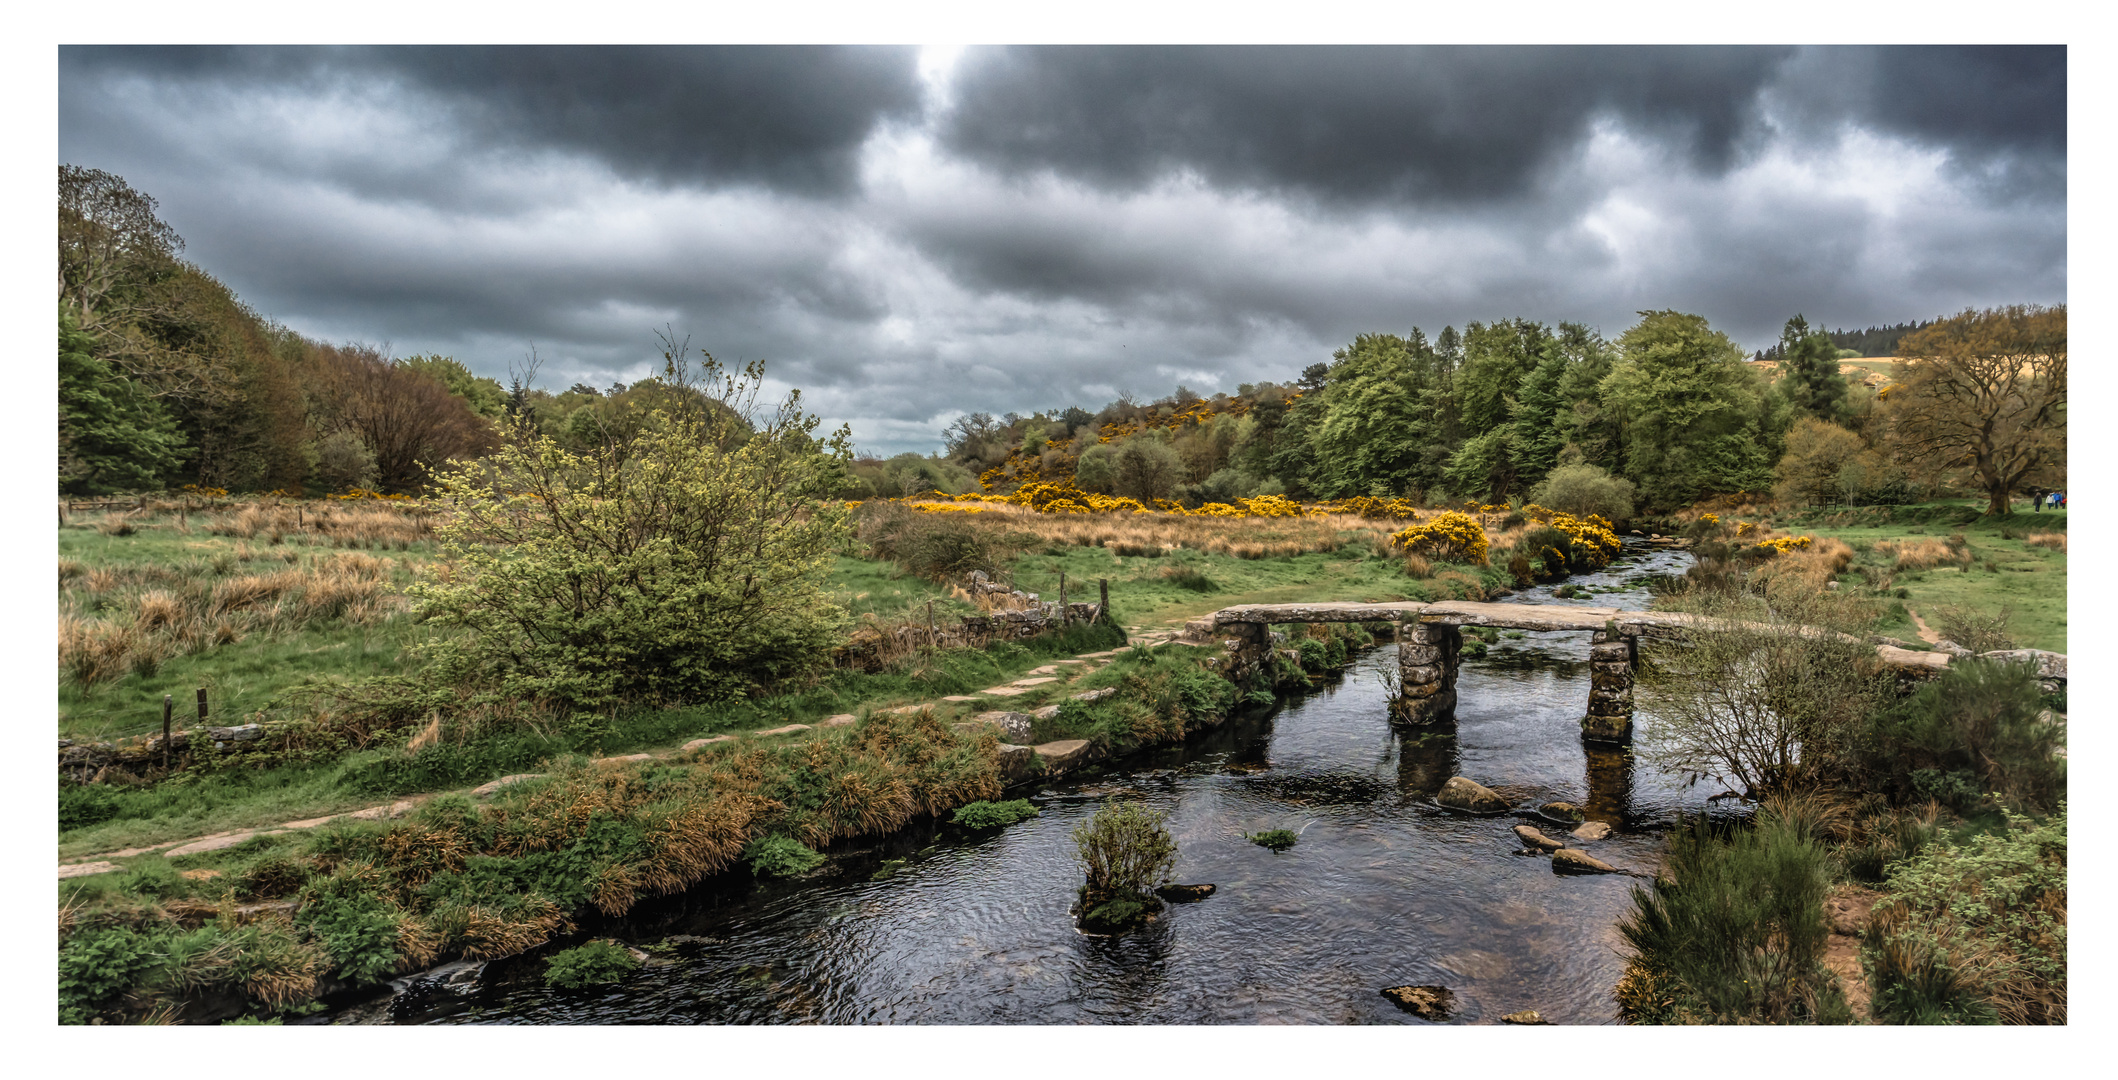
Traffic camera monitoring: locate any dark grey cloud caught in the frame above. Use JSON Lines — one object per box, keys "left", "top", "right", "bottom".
{"left": 939, "top": 46, "right": 1796, "bottom": 204}
{"left": 62, "top": 45, "right": 923, "bottom": 196}
{"left": 57, "top": 45, "right": 2065, "bottom": 457}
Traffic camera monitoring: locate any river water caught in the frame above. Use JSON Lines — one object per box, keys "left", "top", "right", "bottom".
{"left": 356, "top": 545, "right": 1714, "bottom": 1026}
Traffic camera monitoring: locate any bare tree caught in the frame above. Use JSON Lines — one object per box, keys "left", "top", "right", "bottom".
{"left": 1888, "top": 305, "right": 2065, "bottom": 515}
{"left": 311, "top": 343, "right": 499, "bottom": 492}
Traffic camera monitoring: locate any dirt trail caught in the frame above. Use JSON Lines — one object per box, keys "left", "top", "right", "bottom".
{"left": 60, "top": 644, "right": 1144, "bottom": 877}
{"left": 1904, "top": 606, "right": 1943, "bottom": 644}
{"left": 1822, "top": 885, "right": 1881, "bottom": 1022}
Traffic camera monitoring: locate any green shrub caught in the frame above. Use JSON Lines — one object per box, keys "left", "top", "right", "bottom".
{"left": 1073, "top": 799, "right": 1176, "bottom": 931}
{"left": 1245, "top": 829, "right": 1298, "bottom": 852}
{"left": 743, "top": 835, "right": 826, "bottom": 878}
{"left": 295, "top": 867, "right": 404, "bottom": 986}
{"left": 951, "top": 799, "right": 1040, "bottom": 829}
{"left": 1164, "top": 565, "right": 1217, "bottom": 592}
{"left": 58, "top": 924, "right": 171, "bottom": 1024}
{"left": 1615, "top": 803, "right": 1850, "bottom": 1025}
{"left": 1531, "top": 462, "right": 1636, "bottom": 523}
{"left": 543, "top": 940, "right": 641, "bottom": 989}
{"left": 412, "top": 352, "right": 853, "bottom": 712}
{"left": 59, "top": 781, "right": 125, "bottom": 831}
{"left": 1865, "top": 807, "right": 2065, "bottom": 1025}
{"left": 1861, "top": 658, "right": 2064, "bottom": 812}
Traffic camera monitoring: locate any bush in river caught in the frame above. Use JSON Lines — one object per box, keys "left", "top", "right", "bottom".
{"left": 544, "top": 940, "right": 641, "bottom": 989}
{"left": 1245, "top": 829, "right": 1298, "bottom": 852}
{"left": 1073, "top": 799, "right": 1176, "bottom": 931}
{"left": 951, "top": 799, "right": 1040, "bottom": 828}
{"left": 1614, "top": 799, "right": 1852, "bottom": 1025}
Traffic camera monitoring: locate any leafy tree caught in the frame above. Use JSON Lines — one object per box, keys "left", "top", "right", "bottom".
{"left": 1888, "top": 305, "right": 2066, "bottom": 515}
{"left": 1600, "top": 311, "right": 1774, "bottom": 509}
{"left": 401, "top": 355, "right": 508, "bottom": 419}
{"left": 413, "top": 351, "right": 853, "bottom": 710}
{"left": 310, "top": 344, "right": 499, "bottom": 492}
{"left": 1112, "top": 433, "right": 1184, "bottom": 501}
{"left": 1529, "top": 461, "right": 1635, "bottom": 522}
{"left": 1771, "top": 418, "right": 1866, "bottom": 507}
{"left": 58, "top": 306, "right": 186, "bottom": 493}
{"left": 1308, "top": 333, "right": 1440, "bottom": 497}
{"left": 1775, "top": 315, "right": 1851, "bottom": 422}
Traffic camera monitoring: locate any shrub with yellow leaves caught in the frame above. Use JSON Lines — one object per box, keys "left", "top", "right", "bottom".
{"left": 1390, "top": 511, "right": 1490, "bottom": 565}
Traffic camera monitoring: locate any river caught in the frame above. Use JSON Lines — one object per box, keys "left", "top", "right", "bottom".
{"left": 343, "top": 544, "right": 1715, "bottom": 1025}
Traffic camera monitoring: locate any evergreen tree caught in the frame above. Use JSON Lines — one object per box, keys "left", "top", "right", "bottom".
{"left": 58, "top": 306, "right": 186, "bottom": 494}
{"left": 1600, "top": 311, "right": 1775, "bottom": 509}
{"left": 1776, "top": 315, "right": 1851, "bottom": 422}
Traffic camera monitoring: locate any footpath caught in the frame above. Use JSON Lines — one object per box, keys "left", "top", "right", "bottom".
{"left": 58, "top": 626, "right": 1190, "bottom": 881}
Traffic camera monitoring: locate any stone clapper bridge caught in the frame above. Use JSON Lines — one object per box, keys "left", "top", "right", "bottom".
{"left": 1198, "top": 600, "right": 1958, "bottom": 742}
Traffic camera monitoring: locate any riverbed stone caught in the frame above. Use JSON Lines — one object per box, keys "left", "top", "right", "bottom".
{"left": 1437, "top": 776, "right": 1510, "bottom": 814}
{"left": 1538, "top": 801, "right": 1587, "bottom": 825}
{"left": 1551, "top": 847, "right": 1620, "bottom": 874}
{"left": 996, "top": 743, "right": 1037, "bottom": 783}
{"left": 1033, "top": 739, "right": 1097, "bottom": 771}
{"left": 1155, "top": 883, "right": 1216, "bottom": 903}
{"left": 1570, "top": 821, "right": 1612, "bottom": 842}
{"left": 1513, "top": 825, "right": 1565, "bottom": 852}
{"left": 1380, "top": 984, "right": 1456, "bottom": 1020}
{"left": 1500, "top": 1009, "right": 1550, "bottom": 1025}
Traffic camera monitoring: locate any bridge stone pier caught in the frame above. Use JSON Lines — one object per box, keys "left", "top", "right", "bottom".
{"left": 1202, "top": 600, "right": 1977, "bottom": 744}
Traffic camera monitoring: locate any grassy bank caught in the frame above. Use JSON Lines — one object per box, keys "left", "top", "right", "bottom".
{"left": 58, "top": 621, "right": 1376, "bottom": 1024}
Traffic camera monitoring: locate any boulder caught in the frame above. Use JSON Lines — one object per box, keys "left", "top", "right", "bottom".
{"left": 995, "top": 743, "right": 1037, "bottom": 783}
{"left": 969, "top": 710, "right": 1035, "bottom": 741}
{"left": 1380, "top": 985, "right": 1456, "bottom": 1020}
{"left": 1551, "top": 847, "right": 1620, "bottom": 874}
{"left": 1032, "top": 704, "right": 1063, "bottom": 721}
{"left": 1500, "top": 1009, "right": 1549, "bottom": 1025}
{"left": 1033, "top": 739, "right": 1098, "bottom": 772}
{"left": 1569, "top": 821, "right": 1612, "bottom": 842}
{"left": 1155, "top": 883, "right": 1216, "bottom": 903}
{"left": 1071, "top": 687, "right": 1118, "bottom": 703}
{"left": 1513, "top": 825, "right": 1565, "bottom": 852}
{"left": 1537, "top": 801, "right": 1587, "bottom": 825}
{"left": 1437, "top": 776, "right": 1510, "bottom": 814}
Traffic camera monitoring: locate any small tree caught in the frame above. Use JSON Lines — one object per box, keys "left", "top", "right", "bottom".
{"left": 1073, "top": 799, "right": 1177, "bottom": 930}
{"left": 1638, "top": 590, "right": 1889, "bottom": 796}
{"left": 413, "top": 348, "right": 852, "bottom": 711}
{"left": 1530, "top": 461, "right": 1636, "bottom": 521}
{"left": 1771, "top": 418, "right": 1865, "bottom": 507}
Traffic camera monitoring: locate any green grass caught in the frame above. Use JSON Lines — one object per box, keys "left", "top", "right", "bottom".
{"left": 1775, "top": 503, "right": 2066, "bottom": 651}
{"left": 1003, "top": 543, "right": 1498, "bottom": 631}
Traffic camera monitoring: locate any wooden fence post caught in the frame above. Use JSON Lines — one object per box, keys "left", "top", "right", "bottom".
{"left": 926, "top": 600, "right": 935, "bottom": 649}
{"left": 196, "top": 687, "right": 209, "bottom": 727}
{"left": 162, "top": 694, "right": 173, "bottom": 771}
{"left": 1099, "top": 578, "right": 1109, "bottom": 625}
{"left": 1059, "top": 573, "right": 1068, "bottom": 625}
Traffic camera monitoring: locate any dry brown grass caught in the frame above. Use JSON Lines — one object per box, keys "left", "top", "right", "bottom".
{"left": 936, "top": 503, "right": 1416, "bottom": 560}
{"left": 1876, "top": 538, "right": 1974, "bottom": 573}
{"left": 1751, "top": 537, "right": 1858, "bottom": 597}
{"left": 58, "top": 548, "right": 414, "bottom": 689}
{"left": 2024, "top": 532, "right": 2066, "bottom": 552}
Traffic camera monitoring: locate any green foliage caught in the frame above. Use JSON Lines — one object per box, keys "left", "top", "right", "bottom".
{"left": 295, "top": 865, "right": 404, "bottom": 985}
{"left": 58, "top": 305, "right": 187, "bottom": 494}
{"left": 743, "top": 835, "right": 826, "bottom": 878}
{"left": 856, "top": 501, "right": 1000, "bottom": 579}
{"left": 1164, "top": 565, "right": 1217, "bottom": 592}
{"left": 951, "top": 799, "right": 1041, "bottom": 829}
{"left": 59, "top": 780, "right": 126, "bottom": 831}
{"left": 1861, "top": 658, "right": 2063, "bottom": 812}
{"left": 1865, "top": 807, "right": 2066, "bottom": 1025}
{"left": 1616, "top": 805, "right": 1851, "bottom": 1025}
{"left": 543, "top": 940, "right": 641, "bottom": 989}
{"left": 1774, "top": 315, "right": 1852, "bottom": 422}
{"left": 1530, "top": 462, "right": 1636, "bottom": 522}
{"left": 398, "top": 354, "right": 507, "bottom": 419}
{"left": 58, "top": 923, "right": 171, "bottom": 1024}
{"left": 1245, "top": 828, "right": 1298, "bottom": 852}
{"left": 1073, "top": 799, "right": 1177, "bottom": 908}
{"left": 412, "top": 351, "right": 852, "bottom": 711}
{"left": 1602, "top": 310, "right": 1777, "bottom": 509}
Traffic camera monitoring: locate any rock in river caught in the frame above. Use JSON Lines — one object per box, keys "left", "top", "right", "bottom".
{"left": 1512, "top": 824, "right": 1565, "bottom": 852}
{"left": 1500, "top": 1009, "right": 1550, "bottom": 1025}
{"left": 1551, "top": 847, "right": 1620, "bottom": 874}
{"left": 1380, "top": 984, "right": 1456, "bottom": 1020}
{"left": 1569, "top": 821, "right": 1612, "bottom": 842}
{"left": 1155, "top": 883, "right": 1216, "bottom": 903}
{"left": 1437, "top": 776, "right": 1510, "bottom": 814}
{"left": 1537, "top": 801, "right": 1586, "bottom": 825}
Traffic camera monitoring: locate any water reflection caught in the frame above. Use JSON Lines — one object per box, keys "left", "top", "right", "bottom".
{"left": 359, "top": 545, "right": 1714, "bottom": 1026}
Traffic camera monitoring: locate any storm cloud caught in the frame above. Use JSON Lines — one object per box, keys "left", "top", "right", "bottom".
{"left": 58, "top": 44, "right": 2066, "bottom": 455}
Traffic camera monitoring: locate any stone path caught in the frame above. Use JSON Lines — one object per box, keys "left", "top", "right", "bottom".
{"left": 58, "top": 640, "right": 1159, "bottom": 880}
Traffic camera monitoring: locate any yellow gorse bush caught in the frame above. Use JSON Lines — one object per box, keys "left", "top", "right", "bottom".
{"left": 1519, "top": 503, "right": 1624, "bottom": 570}
{"left": 1753, "top": 535, "right": 1815, "bottom": 556}
{"left": 1389, "top": 511, "right": 1490, "bottom": 566}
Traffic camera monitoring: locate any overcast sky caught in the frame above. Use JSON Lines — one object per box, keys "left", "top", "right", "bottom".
{"left": 58, "top": 45, "right": 2066, "bottom": 456}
